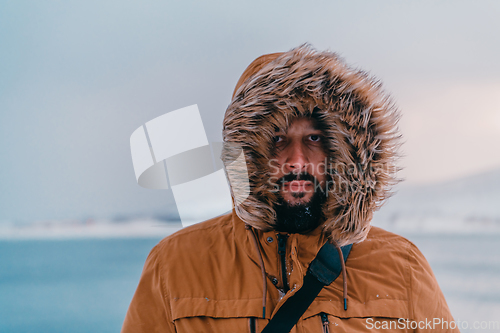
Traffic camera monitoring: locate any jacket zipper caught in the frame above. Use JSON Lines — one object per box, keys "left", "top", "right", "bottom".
{"left": 248, "top": 317, "right": 256, "bottom": 333}
{"left": 320, "top": 313, "right": 330, "bottom": 333}
{"left": 277, "top": 234, "right": 289, "bottom": 293}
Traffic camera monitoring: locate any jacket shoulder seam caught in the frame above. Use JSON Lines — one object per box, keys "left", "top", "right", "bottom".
{"left": 158, "top": 217, "right": 232, "bottom": 244}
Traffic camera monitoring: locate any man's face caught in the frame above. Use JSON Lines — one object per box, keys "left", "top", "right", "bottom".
{"left": 270, "top": 117, "right": 328, "bottom": 206}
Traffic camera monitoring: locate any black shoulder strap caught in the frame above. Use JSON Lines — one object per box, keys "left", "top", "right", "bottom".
{"left": 261, "top": 242, "right": 352, "bottom": 333}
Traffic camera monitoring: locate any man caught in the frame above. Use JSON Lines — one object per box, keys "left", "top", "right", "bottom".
{"left": 122, "top": 45, "right": 459, "bottom": 332}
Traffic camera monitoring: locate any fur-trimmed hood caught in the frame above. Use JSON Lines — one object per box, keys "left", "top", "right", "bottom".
{"left": 222, "top": 44, "right": 400, "bottom": 246}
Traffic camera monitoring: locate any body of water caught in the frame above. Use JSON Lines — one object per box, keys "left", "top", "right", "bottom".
{"left": 0, "top": 238, "right": 161, "bottom": 333}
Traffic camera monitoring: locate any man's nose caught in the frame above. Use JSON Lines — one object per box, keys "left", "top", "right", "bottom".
{"left": 285, "top": 142, "right": 308, "bottom": 172}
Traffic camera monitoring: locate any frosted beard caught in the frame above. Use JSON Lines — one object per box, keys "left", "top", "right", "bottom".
{"left": 274, "top": 174, "right": 327, "bottom": 234}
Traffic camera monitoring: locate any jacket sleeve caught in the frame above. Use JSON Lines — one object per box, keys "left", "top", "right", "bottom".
{"left": 121, "top": 244, "right": 175, "bottom": 333}
{"left": 408, "top": 242, "right": 460, "bottom": 333}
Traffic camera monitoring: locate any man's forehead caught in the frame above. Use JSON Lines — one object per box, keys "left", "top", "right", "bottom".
{"left": 274, "top": 116, "right": 321, "bottom": 133}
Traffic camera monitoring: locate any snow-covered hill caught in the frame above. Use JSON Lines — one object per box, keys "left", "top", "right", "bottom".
{"left": 0, "top": 218, "right": 182, "bottom": 240}
{"left": 372, "top": 168, "right": 500, "bottom": 233}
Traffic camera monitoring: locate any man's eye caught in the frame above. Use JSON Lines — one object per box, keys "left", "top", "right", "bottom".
{"left": 309, "top": 135, "right": 321, "bottom": 142}
{"left": 273, "top": 136, "right": 283, "bottom": 143}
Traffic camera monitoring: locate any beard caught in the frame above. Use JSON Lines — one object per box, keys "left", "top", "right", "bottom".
{"left": 274, "top": 175, "right": 327, "bottom": 234}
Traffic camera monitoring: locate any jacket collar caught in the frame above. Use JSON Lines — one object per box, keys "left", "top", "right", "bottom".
{"left": 232, "top": 209, "right": 328, "bottom": 283}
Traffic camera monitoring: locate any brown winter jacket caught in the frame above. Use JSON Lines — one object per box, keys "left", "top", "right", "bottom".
{"left": 121, "top": 210, "right": 458, "bottom": 332}
{"left": 122, "top": 45, "right": 458, "bottom": 332}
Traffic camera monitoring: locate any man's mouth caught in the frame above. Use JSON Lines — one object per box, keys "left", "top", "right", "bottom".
{"left": 283, "top": 180, "right": 313, "bottom": 192}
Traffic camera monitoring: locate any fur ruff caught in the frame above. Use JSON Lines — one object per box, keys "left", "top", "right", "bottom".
{"left": 222, "top": 44, "right": 400, "bottom": 246}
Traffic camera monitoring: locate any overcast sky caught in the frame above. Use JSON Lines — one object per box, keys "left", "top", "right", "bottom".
{"left": 1, "top": 0, "right": 499, "bottom": 223}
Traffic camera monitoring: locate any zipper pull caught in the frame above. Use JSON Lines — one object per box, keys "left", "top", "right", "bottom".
{"left": 320, "top": 313, "right": 330, "bottom": 333}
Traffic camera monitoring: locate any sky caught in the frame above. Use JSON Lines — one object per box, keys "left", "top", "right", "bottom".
{"left": 1, "top": 0, "right": 499, "bottom": 223}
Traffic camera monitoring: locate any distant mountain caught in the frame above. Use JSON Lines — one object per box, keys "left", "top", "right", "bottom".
{"left": 372, "top": 168, "right": 500, "bottom": 233}
{"left": 4, "top": 168, "right": 500, "bottom": 238}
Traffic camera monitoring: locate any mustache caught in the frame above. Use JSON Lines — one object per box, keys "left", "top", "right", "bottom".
{"left": 278, "top": 172, "right": 316, "bottom": 184}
